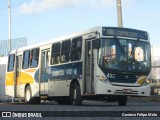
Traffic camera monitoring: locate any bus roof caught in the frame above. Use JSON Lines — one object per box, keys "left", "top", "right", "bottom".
{"left": 10, "top": 26, "right": 102, "bottom": 54}
{"left": 9, "top": 26, "right": 148, "bottom": 54}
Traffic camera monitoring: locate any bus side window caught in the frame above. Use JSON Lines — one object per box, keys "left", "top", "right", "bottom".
{"left": 30, "top": 48, "right": 39, "bottom": 68}
{"left": 71, "top": 37, "right": 82, "bottom": 61}
{"left": 22, "top": 50, "right": 30, "bottom": 69}
{"left": 8, "top": 54, "right": 15, "bottom": 72}
{"left": 51, "top": 42, "right": 60, "bottom": 65}
{"left": 61, "top": 40, "right": 71, "bottom": 63}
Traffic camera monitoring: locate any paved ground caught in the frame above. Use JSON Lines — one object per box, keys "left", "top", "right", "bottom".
{"left": 0, "top": 100, "right": 160, "bottom": 120}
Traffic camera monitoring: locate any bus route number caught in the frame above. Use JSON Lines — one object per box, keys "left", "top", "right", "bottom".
{"left": 107, "top": 73, "right": 115, "bottom": 79}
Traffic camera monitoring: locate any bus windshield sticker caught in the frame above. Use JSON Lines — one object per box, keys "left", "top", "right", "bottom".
{"left": 128, "top": 65, "right": 131, "bottom": 71}
{"left": 119, "top": 39, "right": 127, "bottom": 45}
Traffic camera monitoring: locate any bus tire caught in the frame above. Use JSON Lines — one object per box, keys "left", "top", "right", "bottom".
{"left": 118, "top": 96, "right": 127, "bottom": 106}
{"left": 70, "top": 83, "right": 82, "bottom": 106}
{"left": 25, "top": 86, "right": 32, "bottom": 104}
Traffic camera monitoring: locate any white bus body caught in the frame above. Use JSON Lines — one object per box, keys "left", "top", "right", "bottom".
{"left": 6, "top": 27, "right": 151, "bottom": 106}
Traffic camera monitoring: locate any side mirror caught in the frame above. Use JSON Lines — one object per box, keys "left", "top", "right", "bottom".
{"left": 92, "top": 39, "right": 100, "bottom": 49}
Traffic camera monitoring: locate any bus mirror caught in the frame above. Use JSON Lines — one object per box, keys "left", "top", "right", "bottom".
{"left": 92, "top": 40, "right": 100, "bottom": 49}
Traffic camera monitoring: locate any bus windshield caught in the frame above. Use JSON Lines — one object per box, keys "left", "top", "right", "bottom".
{"left": 98, "top": 38, "right": 151, "bottom": 73}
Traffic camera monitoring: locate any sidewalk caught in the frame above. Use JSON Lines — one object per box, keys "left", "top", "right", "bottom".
{"left": 128, "top": 95, "right": 160, "bottom": 102}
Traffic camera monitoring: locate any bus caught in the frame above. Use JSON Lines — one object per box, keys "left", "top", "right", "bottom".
{"left": 5, "top": 26, "right": 151, "bottom": 106}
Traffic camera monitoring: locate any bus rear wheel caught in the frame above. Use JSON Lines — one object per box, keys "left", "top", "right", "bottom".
{"left": 25, "top": 86, "right": 32, "bottom": 104}
{"left": 117, "top": 96, "right": 127, "bottom": 106}
{"left": 70, "top": 83, "right": 82, "bottom": 106}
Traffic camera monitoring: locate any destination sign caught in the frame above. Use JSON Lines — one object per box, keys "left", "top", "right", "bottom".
{"left": 102, "top": 27, "right": 148, "bottom": 40}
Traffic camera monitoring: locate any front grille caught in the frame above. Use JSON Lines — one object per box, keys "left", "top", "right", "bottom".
{"left": 114, "top": 90, "right": 138, "bottom": 95}
{"left": 109, "top": 74, "right": 137, "bottom": 83}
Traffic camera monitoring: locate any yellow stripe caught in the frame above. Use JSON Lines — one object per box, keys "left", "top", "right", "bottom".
{"left": 6, "top": 72, "right": 34, "bottom": 86}
{"left": 20, "top": 72, "right": 34, "bottom": 84}
{"left": 137, "top": 76, "right": 147, "bottom": 85}
{"left": 6, "top": 72, "right": 14, "bottom": 86}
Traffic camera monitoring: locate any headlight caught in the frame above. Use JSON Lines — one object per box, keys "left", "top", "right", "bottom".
{"left": 142, "top": 79, "right": 151, "bottom": 86}
{"left": 146, "top": 79, "right": 151, "bottom": 84}
{"left": 136, "top": 75, "right": 151, "bottom": 86}
{"left": 96, "top": 74, "right": 111, "bottom": 84}
{"left": 97, "top": 74, "right": 106, "bottom": 81}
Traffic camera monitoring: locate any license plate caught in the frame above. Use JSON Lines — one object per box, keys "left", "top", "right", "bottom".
{"left": 123, "top": 89, "right": 132, "bottom": 93}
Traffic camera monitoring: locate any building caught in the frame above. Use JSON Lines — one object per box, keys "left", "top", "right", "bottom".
{"left": 0, "top": 37, "right": 27, "bottom": 56}
{"left": 149, "top": 46, "right": 160, "bottom": 95}
{"left": 151, "top": 46, "right": 160, "bottom": 80}
{"left": 0, "top": 57, "right": 11, "bottom": 101}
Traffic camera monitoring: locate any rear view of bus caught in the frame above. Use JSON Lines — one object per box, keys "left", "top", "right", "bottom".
{"left": 92, "top": 27, "right": 151, "bottom": 106}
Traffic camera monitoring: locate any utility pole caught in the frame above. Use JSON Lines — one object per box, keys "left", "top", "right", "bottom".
{"left": 8, "top": 0, "right": 14, "bottom": 103}
{"left": 8, "top": 0, "right": 11, "bottom": 53}
{"left": 116, "top": 0, "right": 123, "bottom": 27}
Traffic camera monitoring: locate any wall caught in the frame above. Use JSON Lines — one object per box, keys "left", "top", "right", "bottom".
{"left": 0, "top": 57, "right": 11, "bottom": 102}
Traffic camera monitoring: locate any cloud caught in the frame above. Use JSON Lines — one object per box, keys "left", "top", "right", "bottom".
{"left": 15, "top": 0, "right": 116, "bottom": 15}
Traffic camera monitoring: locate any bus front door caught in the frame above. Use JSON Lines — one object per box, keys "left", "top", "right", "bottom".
{"left": 85, "top": 40, "right": 94, "bottom": 94}
{"left": 15, "top": 55, "right": 22, "bottom": 97}
{"left": 40, "top": 50, "right": 50, "bottom": 95}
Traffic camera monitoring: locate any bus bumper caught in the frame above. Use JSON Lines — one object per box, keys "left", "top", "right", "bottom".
{"left": 96, "top": 81, "right": 151, "bottom": 97}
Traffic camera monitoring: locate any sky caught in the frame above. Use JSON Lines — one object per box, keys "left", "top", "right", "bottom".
{"left": 0, "top": 0, "right": 160, "bottom": 46}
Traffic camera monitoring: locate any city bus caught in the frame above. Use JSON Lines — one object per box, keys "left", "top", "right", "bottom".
{"left": 5, "top": 26, "right": 151, "bottom": 106}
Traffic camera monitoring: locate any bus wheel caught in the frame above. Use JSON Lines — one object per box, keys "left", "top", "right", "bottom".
{"left": 118, "top": 96, "right": 127, "bottom": 106}
{"left": 25, "top": 86, "right": 32, "bottom": 104}
{"left": 70, "top": 83, "right": 82, "bottom": 106}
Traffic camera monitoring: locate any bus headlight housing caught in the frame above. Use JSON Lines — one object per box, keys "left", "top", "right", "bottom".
{"left": 136, "top": 75, "right": 150, "bottom": 86}
{"left": 136, "top": 76, "right": 149, "bottom": 85}
{"left": 142, "top": 79, "right": 151, "bottom": 86}
{"left": 96, "top": 74, "right": 111, "bottom": 84}
{"left": 141, "top": 78, "right": 151, "bottom": 86}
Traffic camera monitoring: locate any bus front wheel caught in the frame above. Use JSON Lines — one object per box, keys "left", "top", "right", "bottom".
{"left": 118, "top": 96, "right": 127, "bottom": 106}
